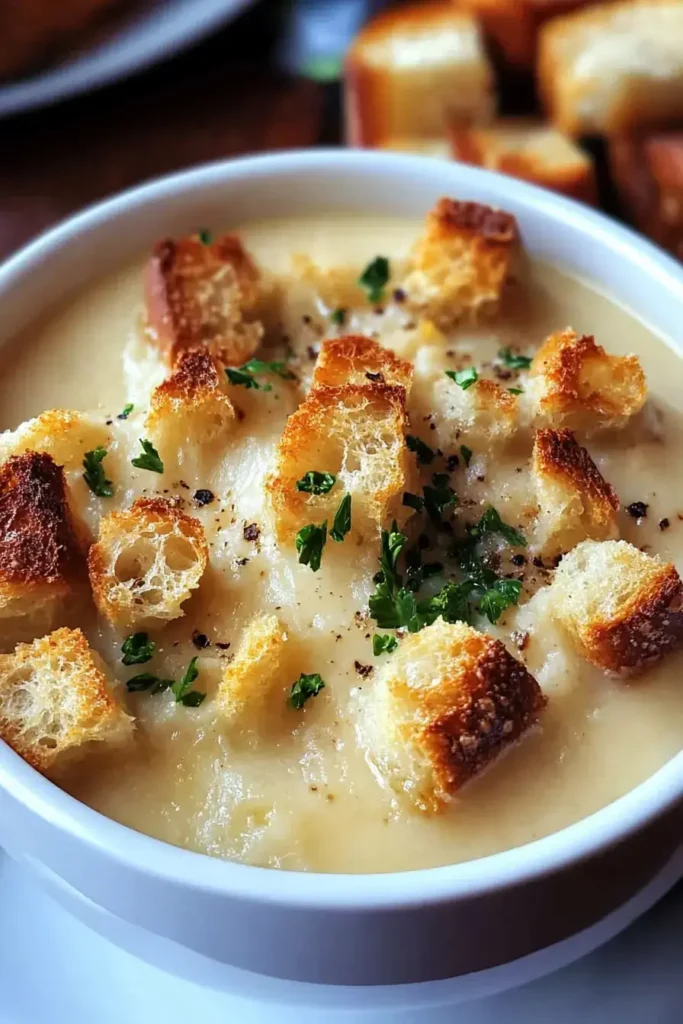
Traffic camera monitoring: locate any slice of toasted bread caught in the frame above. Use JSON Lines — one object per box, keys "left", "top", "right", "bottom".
{"left": 460, "top": 0, "right": 592, "bottom": 70}
{"left": 144, "top": 233, "right": 263, "bottom": 367}
{"left": 539, "top": 0, "right": 683, "bottom": 136}
{"left": 344, "top": 1, "right": 494, "bottom": 146}
{"left": 527, "top": 328, "right": 647, "bottom": 433}
{"left": 0, "top": 627, "right": 132, "bottom": 775}
{"left": 312, "top": 335, "right": 413, "bottom": 393}
{"left": 449, "top": 118, "right": 597, "bottom": 202}
{"left": 360, "top": 618, "right": 546, "bottom": 813}
{"left": 88, "top": 498, "right": 208, "bottom": 631}
{"left": 401, "top": 197, "right": 519, "bottom": 329}
{"left": 550, "top": 539, "right": 683, "bottom": 673}
{"left": 0, "top": 452, "right": 87, "bottom": 646}
{"left": 531, "top": 428, "right": 619, "bottom": 557}
{"left": 609, "top": 132, "right": 683, "bottom": 259}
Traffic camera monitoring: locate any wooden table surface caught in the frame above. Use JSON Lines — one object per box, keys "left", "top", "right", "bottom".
{"left": 0, "top": 2, "right": 332, "bottom": 261}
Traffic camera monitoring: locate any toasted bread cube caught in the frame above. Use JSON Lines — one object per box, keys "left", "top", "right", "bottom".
{"left": 144, "top": 233, "right": 263, "bottom": 367}
{"left": 448, "top": 118, "right": 597, "bottom": 203}
{"left": 461, "top": 0, "right": 592, "bottom": 70}
{"left": 217, "top": 615, "right": 291, "bottom": 728}
{"left": 527, "top": 329, "right": 647, "bottom": 433}
{"left": 401, "top": 198, "right": 519, "bottom": 329}
{"left": 344, "top": 1, "right": 494, "bottom": 147}
{"left": 145, "top": 347, "right": 236, "bottom": 460}
{"left": 267, "top": 382, "right": 413, "bottom": 543}
{"left": 361, "top": 618, "right": 546, "bottom": 812}
{"left": 88, "top": 498, "right": 207, "bottom": 631}
{"left": 609, "top": 132, "right": 683, "bottom": 259}
{"left": 377, "top": 138, "right": 452, "bottom": 160}
{"left": 0, "top": 409, "right": 111, "bottom": 474}
{"left": 550, "top": 539, "right": 683, "bottom": 674}
{"left": 312, "top": 335, "right": 413, "bottom": 394}
{"left": 531, "top": 428, "right": 619, "bottom": 557}
{"left": 0, "top": 627, "right": 132, "bottom": 775}
{"left": 539, "top": 1, "right": 683, "bottom": 136}
{"left": 0, "top": 453, "right": 87, "bottom": 646}
{"left": 431, "top": 375, "right": 518, "bottom": 452}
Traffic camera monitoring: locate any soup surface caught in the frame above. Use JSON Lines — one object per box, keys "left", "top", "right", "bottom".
{"left": 1, "top": 213, "right": 682, "bottom": 873}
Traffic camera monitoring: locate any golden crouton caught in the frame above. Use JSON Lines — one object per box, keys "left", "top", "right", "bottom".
{"left": 361, "top": 618, "right": 546, "bottom": 813}
{"left": 144, "top": 233, "right": 263, "bottom": 367}
{"left": 0, "top": 627, "right": 132, "bottom": 775}
{"left": 267, "top": 382, "right": 413, "bottom": 543}
{"left": 145, "top": 347, "right": 236, "bottom": 459}
{"left": 377, "top": 138, "right": 452, "bottom": 160}
{"left": 344, "top": 0, "right": 494, "bottom": 146}
{"left": 527, "top": 328, "right": 647, "bottom": 433}
{"left": 0, "top": 409, "right": 110, "bottom": 474}
{"left": 550, "top": 539, "right": 683, "bottom": 674}
{"left": 461, "top": 0, "right": 593, "bottom": 71}
{"left": 217, "top": 614, "right": 291, "bottom": 729}
{"left": 609, "top": 131, "right": 683, "bottom": 260}
{"left": 312, "top": 335, "right": 413, "bottom": 394}
{"left": 401, "top": 198, "right": 519, "bottom": 329}
{"left": 88, "top": 498, "right": 208, "bottom": 632}
{"left": 448, "top": 118, "right": 597, "bottom": 203}
{"left": 0, "top": 453, "right": 87, "bottom": 646}
{"left": 531, "top": 428, "right": 619, "bottom": 558}
{"left": 432, "top": 375, "right": 518, "bottom": 451}
{"left": 538, "top": 1, "right": 683, "bottom": 136}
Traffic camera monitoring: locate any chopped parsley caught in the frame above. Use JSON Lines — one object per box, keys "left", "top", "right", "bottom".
{"left": 423, "top": 472, "right": 456, "bottom": 522}
{"left": 508, "top": 387, "right": 523, "bottom": 395}
{"left": 131, "top": 438, "right": 164, "bottom": 474}
{"left": 226, "top": 359, "right": 295, "bottom": 391}
{"left": 126, "top": 672, "right": 165, "bottom": 693}
{"left": 358, "top": 256, "right": 390, "bottom": 303}
{"left": 83, "top": 446, "right": 113, "bottom": 498}
{"left": 406, "top": 434, "right": 435, "bottom": 464}
{"left": 330, "top": 307, "right": 346, "bottom": 326}
{"left": 402, "top": 491, "right": 424, "bottom": 513}
{"left": 296, "top": 471, "right": 337, "bottom": 495}
{"left": 198, "top": 229, "right": 212, "bottom": 245}
{"left": 471, "top": 506, "right": 527, "bottom": 548}
{"left": 289, "top": 672, "right": 325, "bottom": 710}
{"left": 478, "top": 578, "right": 523, "bottom": 624}
{"left": 171, "top": 656, "right": 206, "bottom": 706}
{"left": 296, "top": 521, "right": 327, "bottom": 571}
{"left": 460, "top": 444, "right": 473, "bottom": 467}
{"left": 498, "top": 346, "right": 532, "bottom": 370}
{"left": 446, "top": 367, "right": 478, "bottom": 390}
{"left": 372, "top": 634, "right": 398, "bottom": 656}
{"left": 117, "top": 403, "right": 134, "bottom": 420}
{"left": 121, "top": 632, "right": 155, "bottom": 666}
{"left": 330, "top": 494, "right": 352, "bottom": 543}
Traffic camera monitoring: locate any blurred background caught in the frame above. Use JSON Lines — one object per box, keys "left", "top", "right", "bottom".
{"left": 0, "top": 0, "right": 681, "bottom": 261}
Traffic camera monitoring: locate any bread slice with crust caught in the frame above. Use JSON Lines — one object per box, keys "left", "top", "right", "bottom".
{"left": 531, "top": 428, "right": 619, "bottom": 557}
{"left": 527, "top": 328, "right": 647, "bottom": 433}
{"left": 312, "top": 335, "right": 413, "bottom": 394}
{"left": 0, "top": 452, "right": 88, "bottom": 646}
{"left": 550, "top": 539, "right": 683, "bottom": 674}
{"left": 360, "top": 618, "right": 546, "bottom": 813}
{"left": 88, "top": 498, "right": 208, "bottom": 631}
{"left": 401, "top": 198, "right": 519, "bottom": 329}
{"left": 144, "top": 233, "right": 263, "bottom": 367}
{"left": 0, "top": 627, "right": 132, "bottom": 776}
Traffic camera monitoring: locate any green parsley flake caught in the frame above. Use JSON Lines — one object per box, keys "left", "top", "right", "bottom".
{"left": 478, "top": 579, "right": 522, "bottom": 624}
{"left": 406, "top": 434, "right": 435, "bottom": 464}
{"left": 117, "top": 403, "right": 134, "bottom": 420}
{"left": 508, "top": 387, "right": 523, "bottom": 395}
{"left": 83, "top": 447, "right": 114, "bottom": 498}
{"left": 198, "top": 229, "right": 212, "bottom": 245}
{"left": 296, "top": 521, "right": 327, "bottom": 571}
{"left": 402, "top": 491, "right": 424, "bottom": 513}
{"left": 498, "top": 347, "right": 532, "bottom": 370}
{"left": 121, "top": 632, "right": 155, "bottom": 666}
{"left": 171, "top": 656, "right": 206, "bottom": 706}
{"left": 126, "top": 673, "right": 164, "bottom": 693}
{"left": 358, "top": 256, "right": 390, "bottom": 304}
{"left": 330, "top": 494, "right": 352, "bottom": 542}
{"left": 446, "top": 367, "right": 479, "bottom": 390}
{"left": 131, "top": 438, "right": 164, "bottom": 474}
{"left": 460, "top": 444, "right": 473, "bottom": 467}
{"left": 330, "top": 308, "right": 346, "bottom": 326}
{"left": 296, "top": 471, "right": 337, "bottom": 495}
{"left": 373, "top": 634, "right": 398, "bottom": 656}
{"left": 226, "top": 359, "right": 295, "bottom": 391}
{"left": 423, "top": 473, "right": 456, "bottom": 521}
{"left": 289, "top": 672, "right": 325, "bottom": 710}
{"left": 472, "top": 506, "right": 527, "bottom": 548}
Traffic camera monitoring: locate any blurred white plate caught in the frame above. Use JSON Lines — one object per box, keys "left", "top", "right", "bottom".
{"left": 0, "top": 0, "right": 256, "bottom": 119}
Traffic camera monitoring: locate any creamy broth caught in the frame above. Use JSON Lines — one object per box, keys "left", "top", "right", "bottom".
{"left": 1, "top": 213, "right": 682, "bottom": 873}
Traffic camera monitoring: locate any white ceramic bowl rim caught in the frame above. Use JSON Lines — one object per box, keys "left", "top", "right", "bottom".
{"left": 0, "top": 149, "right": 682, "bottom": 912}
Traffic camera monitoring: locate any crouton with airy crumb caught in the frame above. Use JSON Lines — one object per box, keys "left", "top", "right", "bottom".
{"left": 217, "top": 614, "right": 291, "bottom": 730}
{"left": 0, "top": 627, "right": 132, "bottom": 775}
{"left": 267, "top": 382, "right": 414, "bottom": 544}
{"left": 145, "top": 233, "right": 263, "bottom": 367}
{"left": 88, "top": 498, "right": 207, "bottom": 631}
{"left": 312, "top": 335, "right": 413, "bottom": 394}
{"left": 538, "top": 0, "right": 683, "bottom": 136}
{"left": 431, "top": 375, "right": 518, "bottom": 451}
{"left": 531, "top": 428, "right": 619, "bottom": 558}
{"left": 550, "top": 539, "right": 683, "bottom": 674}
{"left": 0, "top": 409, "right": 110, "bottom": 474}
{"left": 145, "top": 347, "right": 236, "bottom": 460}
{"left": 344, "top": 1, "right": 494, "bottom": 146}
{"left": 0, "top": 452, "right": 88, "bottom": 647}
{"left": 401, "top": 198, "right": 519, "bottom": 329}
{"left": 360, "top": 618, "right": 546, "bottom": 813}
{"left": 527, "top": 329, "right": 646, "bottom": 433}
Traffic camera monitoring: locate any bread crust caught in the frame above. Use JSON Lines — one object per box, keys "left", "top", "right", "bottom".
{"left": 0, "top": 409, "right": 111, "bottom": 473}
{"left": 145, "top": 347, "right": 236, "bottom": 450}
{"left": 217, "top": 614, "right": 290, "bottom": 729}
{"left": 432, "top": 374, "right": 518, "bottom": 451}
{"left": 312, "top": 335, "right": 413, "bottom": 393}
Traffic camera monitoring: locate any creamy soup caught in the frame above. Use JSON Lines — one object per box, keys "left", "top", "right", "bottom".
{"left": 1, "top": 213, "right": 682, "bottom": 873}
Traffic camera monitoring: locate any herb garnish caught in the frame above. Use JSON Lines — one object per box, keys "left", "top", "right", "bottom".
{"left": 289, "top": 672, "right": 325, "bottom": 710}
{"left": 460, "top": 444, "right": 473, "bottom": 467}
{"left": 226, "top": 359, "right": 295, "bottom": 391}
{"left": 121, "top": 632, "right": 155, "bottom": 666}
{"left": 83, "top": 446, "right": 113, "bottom": 498}
{"left": 372, "top": 634, "right": 398, "bottom": 656}
{"left": 470, "top": 506, "right": 527, "bottom": 548}
{"left": 126, "top": 673, "right": 166, "bottom": 693}
{"left": 508, "top": 387, "right": 523, "bottom": 395}
{"left": 118, "top": 403, "right": 134, "bottom": 420}
{"left": 423, "top": 472, "right": 456, "bottom": 521}
{"left": 131, "top": 438, "right": 164, "bottom": 474}
{"left": 358, "top": 256, "right": 390, "bottom": 303}
{"left": 198, "top": 229, "right": 212, "bottom": 245}
{"left": 171, "top": 656, "right": 206, "bottom": 706}
{"left": 446, "top": 367, "right": 479, "bottom": 390}
{"left": 330, "top": 494, "right": 352, "bottom": 542}
{"left": 478, "top": 578, "right": 523, "bottom": 624}
{"left": 330, "top": 308, "right": 346, "bottom": 326}
{"left": 406, "top": 434, "right": 435, "bottom": 464}
{"left": 402, "top": 491, "right": 424, "bottom": 513}
{"left": 296, "top": 471, "right": 337, "bottom": 495}
{"left": 498, "top": 347, "right": 532, "bottom": 370}
{"left": 296, "top": 521, "right": 327, "bottom": 571}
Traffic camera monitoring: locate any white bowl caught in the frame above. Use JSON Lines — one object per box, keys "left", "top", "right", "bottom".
{"left": 0, "top": 150, "right": 682, "bottom": 990}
